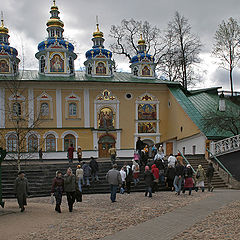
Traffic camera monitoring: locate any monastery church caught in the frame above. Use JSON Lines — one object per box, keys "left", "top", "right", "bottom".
{"left": 0, "top": 1, "right": 236, "bottom": 159}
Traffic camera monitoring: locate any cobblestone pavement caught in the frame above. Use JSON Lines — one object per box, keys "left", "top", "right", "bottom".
{"left": 0, "top": 191, "right": 210, "bottom": 240}
{"left": 173, "top": 200, "right": 240, "bottom": 240}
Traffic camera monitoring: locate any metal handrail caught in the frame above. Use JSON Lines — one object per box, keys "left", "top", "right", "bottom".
{"left": 207, "top": 148, "right": 232, "bottom": 183}
{"left": 178, "top": 150, "right": 196, "bottom": 174}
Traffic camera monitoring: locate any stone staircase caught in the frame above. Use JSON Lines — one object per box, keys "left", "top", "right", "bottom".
{"left": 185, "top": 155, "right": 228, "bottom": 188}
{"left": 1, "top": 159, "right": 163, "bottom": 199}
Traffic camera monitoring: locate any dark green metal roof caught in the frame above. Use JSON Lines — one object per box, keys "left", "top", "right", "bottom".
{"left": 0, "top": 70, "right": 180, "bottom": 85}
{"left": 169, "top": 86, "right": 240, "bottom": 139}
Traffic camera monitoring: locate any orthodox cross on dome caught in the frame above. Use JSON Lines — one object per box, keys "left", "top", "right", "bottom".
{"left": 53, "top": 0, "right": 56, "bottom": 6}
{"left": 1, "top": 11, "right": 3, "bottom": 27}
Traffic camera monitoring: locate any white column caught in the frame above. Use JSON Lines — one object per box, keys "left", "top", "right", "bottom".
{"left": 116, "top": 102, "right": 119, "bottom": 129}
{"left": 157, "top": 103, "right": 160, "bottom": 133}
{"left": 116, "top": 130, "right": 121, "bottom": 150}
{"left": 0, "top": 88, "right": 5, "bottom": 128}
{"left": 84, "top": 88, "right": 90, "bottom": 128}
{"left": 94, "top": 102, "right": 97, "bottom": 129}
{"left": 28, "top": 88, "right": 34, "bottom": 128}
{"left": 93, "top": 130, "right": 98, "bottom": 150}
{"left": 56, "top": 89, "right": 62, "bottom": 128}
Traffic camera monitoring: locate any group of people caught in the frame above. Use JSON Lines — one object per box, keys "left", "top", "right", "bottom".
{"left": 14, "top": 139, "right": 216, "bottom": 211}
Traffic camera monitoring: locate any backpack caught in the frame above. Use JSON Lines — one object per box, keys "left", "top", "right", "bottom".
{"left": 135, "top": 165, "right": 139, "bottom": 172}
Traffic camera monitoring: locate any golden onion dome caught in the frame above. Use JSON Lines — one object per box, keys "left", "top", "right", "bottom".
{"left": 138, "top": 34, "right": 146, "bottom": 45}
{"left": 93, "top": 23, "right": 103, "bottom": 38}
{"left": 0, "top": 19, "right": 9, "bottom": 34}
{"left": 47, "top": 18, "right": 64, "bottom": 28}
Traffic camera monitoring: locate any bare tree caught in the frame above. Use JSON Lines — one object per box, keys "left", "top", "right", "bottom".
{"left": 109, "top": 19, "right": 165, "bottom": 62}
{"left": 203, "top": 107, "right": 240, "bottom": 136}
{"left": 212, "top": 17, "right": 240, "bottom": 96}
{"left": 0, "top": 72, "right": 45, "bottom": 171}
{"left": 162, "top": 12, "right": 202, "bottom": 89}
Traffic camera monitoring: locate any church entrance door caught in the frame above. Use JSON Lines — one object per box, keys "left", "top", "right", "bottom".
{"left": 98, "top": 135, "right": 116, "bottom": 158}
{"left": 166, "top": 142, "right": 173, "bottom": 156}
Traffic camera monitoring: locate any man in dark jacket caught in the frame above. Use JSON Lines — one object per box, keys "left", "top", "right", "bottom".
{"left": 173, "top": 161, "right": 184, "bottom": 195}
{"left": 82, "top": 162, "right": 91, "bottom": 186}
{"left": 206, "top": 162, "right": 215, "bottom": 192}
{"left": 64, "top": 168, "right": 76, "bottom": 212}
{"left": 144, "top": 166, "right": 154, "bottom": 197}
{"left": 89, "top": 157, "right": 99, "bottom": 182}
{"left": 136, "top": 137, "right": 144, "bottom": 161}
{"left": 106, "top": 164, "right": 122, "bottom": 202}
{"left": 14, "top": 171, "right": 29, "bottom": 212}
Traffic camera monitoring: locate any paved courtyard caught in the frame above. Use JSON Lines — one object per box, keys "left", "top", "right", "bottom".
{"left": 0, "top": 189, "right": 239, "bottom": 240}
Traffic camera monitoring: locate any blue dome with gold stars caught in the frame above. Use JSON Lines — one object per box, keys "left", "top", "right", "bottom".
{"left": 130, "top": 53, "right": 154, "bottom": 64}
{"left": 0, "top": 43, "right": 18, "bottom": 57}
{"left": 38, "top": 38, "right": 74, "bottom": 52}
{"left": 86, "top": 48, "right": 112, "bottom": 60}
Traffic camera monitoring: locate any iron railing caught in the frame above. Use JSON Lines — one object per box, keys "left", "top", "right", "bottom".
{"left": 210, "top": 134, "right": 240, "bottom": 156}
{"left": 178, "top": 150, "right": 196, "bottom": 174}
{"left": 207, "top": 148, "right": 232, "bottom": 183}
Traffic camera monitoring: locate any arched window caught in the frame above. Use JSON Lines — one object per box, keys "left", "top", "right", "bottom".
{"left": 40, "top": 56, "right": 45, "bottom": 73}
{"left": 7, "top": 134, "right": 17, "bottom": 152}
{"left": 69, "top": 103, "right": 77, "bottom": 117}
{"left": 88, "top": 64, "right": 92, "bottom": 75}
{"left": 13, "top": 102, "right": 21, "bottom": 116}
{"left": 142, "top": 66, "right": 150, "bottom": 76}
{"left": 46, "top": 134, "right": 56, "bottom": 152}
{"left": 64, "top": 134, "right": 75, "bottom": 151}
{"left": 28, "top": 134, "right": 38, "bottom": 152}
{"left": 133, "top": 67, "right": 138, "bottom": 76}
{"left": 69, "top": 57, "right": 74, "bottom": 74}
{"left": 96, "top": 62, "right": 106, "bottom": 75}
{"left": 40, "top": 102, "right": 49, "bottom": 116}
{"left": 50, "top": 30, "right": 55, "bottom": 38}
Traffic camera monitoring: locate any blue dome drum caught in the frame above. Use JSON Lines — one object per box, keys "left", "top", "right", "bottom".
{"left": 35, "top": 0, "right": 77, "bottom": 76}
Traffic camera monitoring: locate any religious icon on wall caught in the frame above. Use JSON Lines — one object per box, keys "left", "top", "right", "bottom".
{"left": 142, "top": 66, "right": 151, "bottom": 76}
{"left": 0, "top": 59, "right": 9, "bottom": 73}
{"left": 138, "top": 104, "right": 157, "bottom": 120}
{"left": 138, "top": 122, "right": 156, "bottom": 133}
{"left": 50, "top": 54, "right": 64, "bottom": 72}
{"left": 96, "top": 62, "right": 106, "bottom": 74}
{"left": 98, "top": 107, "right": 114, "bottom": 129}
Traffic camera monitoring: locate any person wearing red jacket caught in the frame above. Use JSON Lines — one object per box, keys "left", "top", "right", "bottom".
{"left": 151, "top": 164, "right": 159, "bottom": 192}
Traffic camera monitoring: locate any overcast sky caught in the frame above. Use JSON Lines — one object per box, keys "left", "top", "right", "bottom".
{"left": 2, "top": 0, "right": 240, "bottom": 91}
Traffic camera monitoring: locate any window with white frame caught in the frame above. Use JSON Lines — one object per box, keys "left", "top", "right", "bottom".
{"left": 28, "top": 134, "right": 38, "bottom": 152}
{"left": 69, "top": 103, "right": 77, "bottom": 117}
{"left": 12, "top": 102, "right": 21, "bottom": 116}
{"left": 46, "top": 134, "right": 56, "bottom": 152}
{"left": 7, "top": 134, "right": 17, "bottom": 152}
{"left": 40, "top": 102, "right": 49, "bottom": 116}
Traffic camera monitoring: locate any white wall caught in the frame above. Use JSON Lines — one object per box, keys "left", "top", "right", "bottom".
{"left": 176, "top": 133, "right": 206, "bottom": 155}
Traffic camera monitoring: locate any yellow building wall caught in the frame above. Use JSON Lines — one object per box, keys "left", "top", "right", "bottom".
{"left": 164, "top": 90, "right": 200, "bottom": 142}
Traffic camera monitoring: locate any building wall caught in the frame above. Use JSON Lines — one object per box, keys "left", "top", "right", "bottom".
{"left": 0, "top": 79, "right": 206, "bottom": 158}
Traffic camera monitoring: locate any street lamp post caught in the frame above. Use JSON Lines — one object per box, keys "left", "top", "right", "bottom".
{"left": 0, "top": 147, "right": 7, "bottom": 208}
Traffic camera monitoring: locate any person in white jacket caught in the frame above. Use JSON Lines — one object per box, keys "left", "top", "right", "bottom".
{"left": 120, "top": 167, "right": 126, "bottom": 194}
{"left": 168, "top": 154, "right": 177, "bottom": 167}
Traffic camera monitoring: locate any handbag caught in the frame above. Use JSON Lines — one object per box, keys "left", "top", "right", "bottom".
{"left": 196, "top": 171, "right": 200, "bottom": 179}
{"left": 75, "top": 190, "right": 82, "bottom": 202}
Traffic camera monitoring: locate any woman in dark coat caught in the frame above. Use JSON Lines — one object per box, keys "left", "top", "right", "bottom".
{"left": 51, "top": 171, "right": 64, "bottom": 213}
{"left": 165, "top": 165, "right": 175, "bottom": 191}
{"left": 14, "top": 171, "right": 29, "bottom": 212}
{"left": 182, "top": 164, "right": 194, "bottom": 195}
{"left": 144, "top": 166, "right": 155, "bottom": 197}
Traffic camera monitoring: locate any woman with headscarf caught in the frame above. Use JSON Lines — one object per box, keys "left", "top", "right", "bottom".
{"left": 144, "top": 166, "right": 155, "bottom": 198}
{"left": 182, "top": 164, "right": 194, "bottom": 195}
{"left": 51, "top": 171, "right": 64, "bottom": 213}
{"left": 195, "top": 165, "right": 206, "bottom": 192}
{"left": 132, "top": 159, "right": 140, "bottom": 186}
